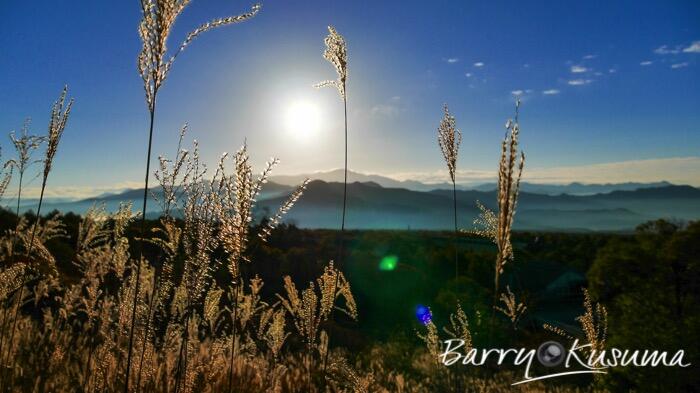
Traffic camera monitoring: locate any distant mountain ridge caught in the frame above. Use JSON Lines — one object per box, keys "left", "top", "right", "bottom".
{"left": 14, "top": 179, "right": 699, "bottom": 232}
{"left": 271, "top": 169, "right": 453, "bottom": 192}
{"left": 270, "top": 169, "right": 679, "bottom": 196}
{"left": 254, "top": 181, "right": 700, "bottom": 231}
{"left": 469, "top": 181, "right": 674, "bottom": 195}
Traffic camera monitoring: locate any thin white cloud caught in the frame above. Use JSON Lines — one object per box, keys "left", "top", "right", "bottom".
{"left": 640, "top": 61, "right": 653, "bottom": 66}
{"left": 523, "top": 157, "right": 700, "bottom": 186}
{"left": 608, "top": 68, "right": 617, "bottom": 73}
{"left": 568, "top": 79, "right": 592, "bottom": 86}
{"left": 371, "top": 104, "right": 401, "bottom": 117}
{"left": 390, "top": 157, "right": 700, "bottom": 186}
{"left": 570, "top": 65, "right": 588, "bottom": 73}
{"left": 390, "top": 169, "right": 493, "bottom": 184}
{"left": 683, "top": 40, "right": 700, "bottom": 53}
{"left": 465, "top": 72, "right": 472, "bottom": 77}
{"left": 511, "top": 90, "right": 524, "bottom": 96}
{"left": 473, "top": 62, "right": 484, "bottom": 67}
{"left": 671, "top": 62, "right": 689, "bottom": 69}
{"left": 446, "top": 58, "right": 459, "bottom": 63}
{"left": 371, "top": 96, "right": 404, "bottom": 117}
{"left": 542, "top": 89, "right": 560, "bottom": 95}
{"left": 654, "top": 45, "right": 681, "bottom": 55}
{"left": 19, "top": 181, "right": 144, "bottom": 199}
{"left": 583, "top": 54, "right": 597, "bottom": 60}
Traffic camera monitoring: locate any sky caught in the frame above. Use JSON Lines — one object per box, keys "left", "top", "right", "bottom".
{"left": 0, "top": 0, "right": 699, "bottom": 198}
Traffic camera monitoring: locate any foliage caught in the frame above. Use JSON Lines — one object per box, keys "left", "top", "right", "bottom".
{"left": 587, "top": 220, "right": 700, "bottom": 392}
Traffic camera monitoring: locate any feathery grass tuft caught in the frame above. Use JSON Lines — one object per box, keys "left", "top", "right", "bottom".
{"left": 437, "top": 103, "right": 463, "bottom": 290}
{"left": 314, "top": 26, "right": 348, "bottom": 99}
{"left": 437, "top": 104, "right": 462, "bottom": 185}
{"left": 495, "top": 285, "right": 527, "bottom": 329}
{"left": 43, "top": 87, "right": 73, "bottom": 181}
{"left": 492, "top": 99, "right": 525, "bottom": 316}
{"left": 544, "top": 288, "right": 608, "bottom": 365}
{"left": 137, "top": 0, "right": 261, "bottom": 111}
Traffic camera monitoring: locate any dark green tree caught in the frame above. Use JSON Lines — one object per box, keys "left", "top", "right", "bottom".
{"left": 588, "top": 220, "right": 700, "bottom": 392}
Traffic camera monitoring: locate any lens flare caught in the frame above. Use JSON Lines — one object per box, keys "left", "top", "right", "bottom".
{"left": 379, "top": 255, "right": 398, "bottom": 271}
{"left": 415, "top": 305, "right": 432, "bottom": 325}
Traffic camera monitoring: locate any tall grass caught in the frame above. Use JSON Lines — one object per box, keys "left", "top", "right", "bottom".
{"left": 25, "top": 87, "right": 73, "bottom": 259}
{"left": 0, "top": 130, "right": 362, "bottom": 391}
{"left": 417, "top": 102, "right": 523, "bottom": 390}
{"left": 6, "top": 119, "right": 43, "bottom": 235}
{"left": 2, "top": 88, "right": 72, "bottom": 387}
{"left": 437, "top": 104, "right": 462, "bottom": 287}
{"left": 314, "top": 25, "right": 349, "bottom": 379}
{"left": 0, "top": 168, "right": 11, "bottom": 372}
{"left": 544, "top": 288, "right": 608, "bottom": 360}
{"left": 0, "top": 148, "right": 12, "bottom": 199}
{"left": 214, "top": 143, "right": 309, "bottom": 392}
{"left": 492, "top": 100, "right": 524, "bottom": 315}
{"left": 128, "top": 2, "right": 260, "bottom": 391}
{"left": 0, "top": 120, "right": 42, "bottom": 362}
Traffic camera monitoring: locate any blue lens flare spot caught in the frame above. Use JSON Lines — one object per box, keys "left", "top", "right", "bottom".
{"left": 415, "top": 305, "right": 432, "bottom": 325}
{"left": 378, "top": 255, "right": 398, "bottom": 271}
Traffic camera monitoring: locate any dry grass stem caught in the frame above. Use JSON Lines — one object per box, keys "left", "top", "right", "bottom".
{"left": 493, "top": 100, "right": 525, "bottom": 296}
{"left": 314, "top": 26, "right": 347, "bottom": 99}
{"left": 43, "top": 86, "right": 73, "bottom": 180}
{"left": 138, "top": 0, "right": 261, "bottom": 110}
{"left": 544, "top": 289, "right": 608, "bottom": 362}
{"left": 437, "top": 104, "right": 462, "bottom": 184}
{"left": 7, "top": 119, "right": 44, "bottom": 183}
{"left": 467, "top": 200, "right": 499, "bottom": 244}
{"left": 495, "top": 285, "right": 527, "bottom": 329}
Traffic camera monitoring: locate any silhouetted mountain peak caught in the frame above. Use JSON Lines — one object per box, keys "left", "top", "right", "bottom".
{"left": 597, "top": 184, "right": 700, "bottom": 199}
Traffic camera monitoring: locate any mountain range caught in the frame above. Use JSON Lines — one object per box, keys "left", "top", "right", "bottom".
{"left": 258, "top": 181, "right": 700, "bottom": 231}
{"left": 270, "top": 169, "right": 449, "bottom": 192}
{"left": 16, "top": 177, "right": 700, "bottom": 232}
{"left": 270, "top": 169, "right": 675, "bottom": 195}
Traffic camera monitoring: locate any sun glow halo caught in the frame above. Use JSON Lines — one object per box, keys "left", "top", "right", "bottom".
{"left": 285, "top": 101, "right": 320, "bottom": 138}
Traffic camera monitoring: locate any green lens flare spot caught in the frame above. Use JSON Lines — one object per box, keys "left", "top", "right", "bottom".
{"left": 379, "top": 255, "right": 398, "bottom": 271}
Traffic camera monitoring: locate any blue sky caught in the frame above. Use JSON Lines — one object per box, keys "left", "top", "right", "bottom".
{"left": 0, "top": 0, "right": 699, "bottom": 197}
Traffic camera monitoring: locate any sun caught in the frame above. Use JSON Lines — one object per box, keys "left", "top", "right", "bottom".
{"left": 285, "top": 101, "right": 320, "bottom": 138}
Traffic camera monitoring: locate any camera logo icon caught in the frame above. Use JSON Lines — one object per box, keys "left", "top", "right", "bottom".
{"left": 537, "top": 341, "right": 566, "bottom": 367}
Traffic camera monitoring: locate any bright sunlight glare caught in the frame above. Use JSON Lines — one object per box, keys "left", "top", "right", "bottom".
{"left": 285, "top": 101, "right": 320, "bottom": 138}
